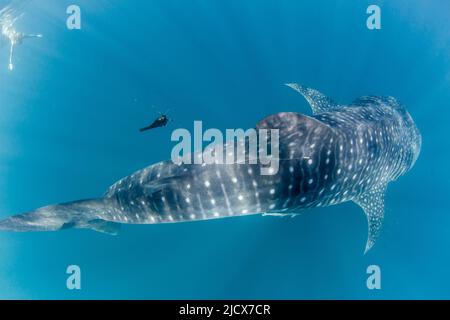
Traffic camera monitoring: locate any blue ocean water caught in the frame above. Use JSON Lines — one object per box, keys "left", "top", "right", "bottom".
{"left": 0, "top": 0, "right": 449, "bottom": 299}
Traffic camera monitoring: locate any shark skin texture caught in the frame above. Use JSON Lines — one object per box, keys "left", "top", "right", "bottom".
{"left": 0, "top": 84, "right": 421, "bottom": 253}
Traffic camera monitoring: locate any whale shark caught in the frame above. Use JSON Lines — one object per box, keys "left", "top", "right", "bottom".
{"left": 0, "top": 84, "right": 421, "bottom": 252}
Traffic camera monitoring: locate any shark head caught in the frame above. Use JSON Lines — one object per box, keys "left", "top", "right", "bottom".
{"left": 406, "top": 111, "right": 422, "bottom": 169}
{"left": 350, "top": 95, "right": 422, "bottom": 176}
{"left": 389, "top": 97, "right": 422, "bottom": 172}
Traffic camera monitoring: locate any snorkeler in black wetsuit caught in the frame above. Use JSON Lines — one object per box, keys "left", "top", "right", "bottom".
{"left": 140, "top": 114, "right": 170, "bottom": 132}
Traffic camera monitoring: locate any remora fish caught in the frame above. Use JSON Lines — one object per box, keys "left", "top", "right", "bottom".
{"left": 0, "top": 84, "right": 421, "bottom": 252}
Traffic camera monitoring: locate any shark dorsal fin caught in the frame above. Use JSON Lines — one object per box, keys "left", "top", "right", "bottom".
{"left": 285, "top": 83, "right": 340, "bottom": 115}
{"left": 254, "top": 112, "right": 336, "bottom": 162}
{"left": 256, "top": 111, "right": 333, "bottom": 132}
{"left": 353, "top": 183, "right": 387, "bottom": 253}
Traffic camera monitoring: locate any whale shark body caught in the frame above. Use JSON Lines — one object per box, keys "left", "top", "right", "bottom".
{"left": 0, "top": 84, "right": 421, "bottom": 252}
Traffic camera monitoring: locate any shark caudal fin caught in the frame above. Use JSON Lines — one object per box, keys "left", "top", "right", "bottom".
{"left": 0, "top": 198, "right": 121, "bottom": 235}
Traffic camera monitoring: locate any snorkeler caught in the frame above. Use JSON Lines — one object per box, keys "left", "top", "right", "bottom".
{"left": 139, "top": 114, "right": 170, "bottom": 132}
{"left": 1, "top": 23, "right": 42, "bottom": 70}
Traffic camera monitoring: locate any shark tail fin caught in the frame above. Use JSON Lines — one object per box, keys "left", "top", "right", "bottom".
{"left": 0, "top": 198, "right": 120, "bottom": 235}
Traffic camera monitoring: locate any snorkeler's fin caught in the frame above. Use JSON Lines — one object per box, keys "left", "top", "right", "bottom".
{"left": 139, "top": 125, "right": 153, "bottom": 132}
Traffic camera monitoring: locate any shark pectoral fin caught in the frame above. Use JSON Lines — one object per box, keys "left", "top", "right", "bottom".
{"left": 353, "top": 184, "right": 387, "bottom": 254}
{"left": 62, "top": 218, "right": 121, "bottom": 235}
{"left": 85, "top": 219, "right": 121, "bottom": 235}
{"left": 285, "top": 83, "right": 340, "bottom": 114}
